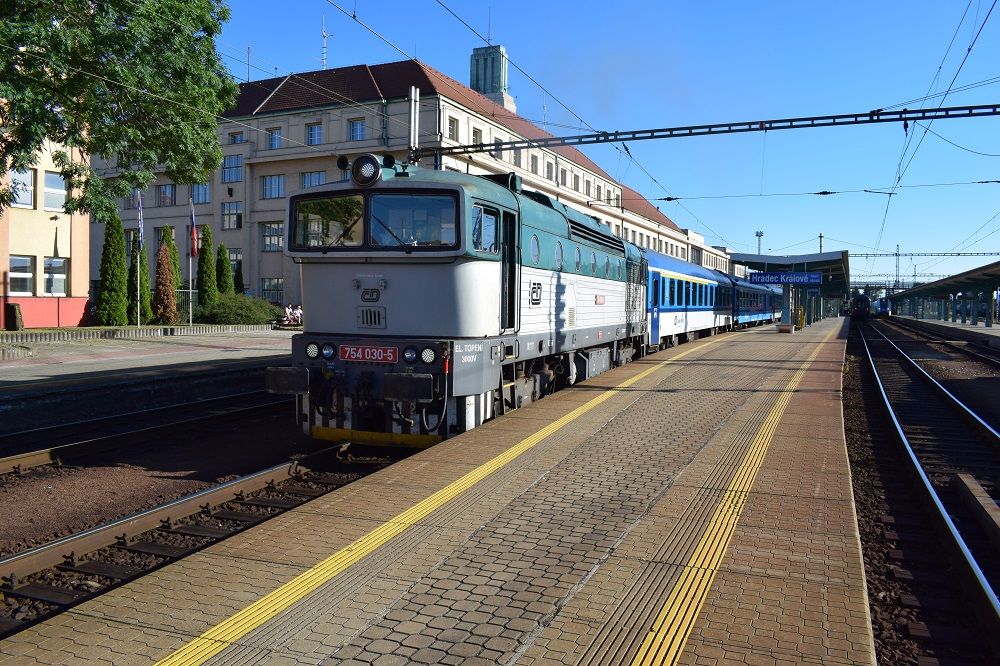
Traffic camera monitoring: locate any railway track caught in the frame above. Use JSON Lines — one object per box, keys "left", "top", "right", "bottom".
{"left": 858, "top": 322, "right": 1000, "bottom": 658}
{"left": 881, "top": 317, "right": 1000, "bottom": 370}
{"left": 0, "top": 391, "right": 292, "bottom": 475}
{"left": 0, "top": 444, "right": 398, "bottom": 638}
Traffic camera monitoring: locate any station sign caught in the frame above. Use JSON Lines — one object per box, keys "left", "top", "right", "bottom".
{"left": 748, "top": 272, "right": 822, "bottom": 285}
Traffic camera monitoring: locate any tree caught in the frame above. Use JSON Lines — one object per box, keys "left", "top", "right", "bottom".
{"left": 196, "top": 224, "right": 218, "bottom": 307}
{"left": 152, "top": 241, "right": 179, "bottom": 324}
{"left": 127, "top": 242, "right": 153, "bottom": 325}
{"left": 95, "top": 215, "right": 129, "bottom": 326}
{"left": 234, "top": 262, "right": 245, "bottom": 294}
{"left": 161, "top": 227, "right": 182, "bottom": 290}
{"left": 216, "top": 242, "right": 234, "bottom": 294}
{"left": 0, "top": 1, "right": 238, "bottom": 219}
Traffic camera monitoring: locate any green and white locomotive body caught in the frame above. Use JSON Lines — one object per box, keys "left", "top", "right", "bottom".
{"left": 267, "top": 156, "right": 646, "bottom": 446}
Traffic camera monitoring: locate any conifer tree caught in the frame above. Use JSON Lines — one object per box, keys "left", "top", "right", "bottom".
{"left": 152, "top": 241, "right": 179, "bottom": 324}
{"left": 162, "top": 226, "right": 182, "bottom": 290}
{"left": 215, "top": 242, "right": 234, "bottom": 294}
{"left": 196, "top": 224, "right": 218, "bottom": 307}
{"left": 234, "top": 262, "right": 245, "bottom": 294}
{"left": 95, "top": 215, "right": 129, "bottom": 326}
{"left": 127, "top": 243, "right": 153, "bottom": 325}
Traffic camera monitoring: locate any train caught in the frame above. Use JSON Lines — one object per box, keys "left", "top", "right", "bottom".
{"left": 266, "top": 155, "right": 781, "bottom": 446}
{"left": 848, "top": 294, "right": 872, "bottom": 320}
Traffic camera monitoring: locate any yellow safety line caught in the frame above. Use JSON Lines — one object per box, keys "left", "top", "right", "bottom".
{"left": 631, "top": 325, "right": 840, "bottom": 665}
{"left": 156, "top": 336, "right": 725, "bottom": 665}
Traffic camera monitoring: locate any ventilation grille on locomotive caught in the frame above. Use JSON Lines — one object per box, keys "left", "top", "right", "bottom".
{"left": 356, "top": 307, "right": 386, "bottom": 329}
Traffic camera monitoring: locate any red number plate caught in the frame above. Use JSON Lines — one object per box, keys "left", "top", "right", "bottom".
{"left": 339, "top": 345, "right": 398, "bottom": 363}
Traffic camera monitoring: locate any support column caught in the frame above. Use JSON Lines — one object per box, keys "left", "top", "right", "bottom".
{"left": 971, "top": 290, "right": 979, "bottom": 326}
{"left": 950, "top": 294, "right": 957, "bottom": 322}
{"left": 988, "top": 286, "right": 995, "bottom": 328}
{"left": 961, "top": 293, "right": 967, "bottom": 323}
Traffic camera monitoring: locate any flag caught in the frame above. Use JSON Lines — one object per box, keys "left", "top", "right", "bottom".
{"left": 135, "top": 189, "right": 144, "bottom": 251}
{"left": 189, "top": 202, "right": 199, "bottom": 257}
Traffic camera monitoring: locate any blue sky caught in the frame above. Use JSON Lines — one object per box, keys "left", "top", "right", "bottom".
{"left": 219, "top": 1, "right": 1000, "bottom": 285}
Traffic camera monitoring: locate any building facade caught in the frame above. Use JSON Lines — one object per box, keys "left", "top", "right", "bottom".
{"left": 91, "top": 56, "right": 729, "bottom": 308}
{"left": 1, "top": 141, "right": 89, "bottom": 329}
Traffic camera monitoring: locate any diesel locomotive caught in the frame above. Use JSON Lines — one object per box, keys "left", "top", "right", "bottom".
{"left": 266, "top": 155, "right": 780, "bottom": 446}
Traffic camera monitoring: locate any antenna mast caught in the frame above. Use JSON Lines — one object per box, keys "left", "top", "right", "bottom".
{"left": 321, "top": 16, "right": 328, "bottom": 70}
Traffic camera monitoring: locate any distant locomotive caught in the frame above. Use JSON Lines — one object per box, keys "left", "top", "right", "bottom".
{"left": 848, "top": 294, "right": 872, "bottom": 320}
{"left": 267, "top": 156, "right": 781, "bottom": 445}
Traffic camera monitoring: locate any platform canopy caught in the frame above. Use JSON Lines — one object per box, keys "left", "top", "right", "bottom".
{"left": 892, "top": 259, "right": 1000, "bottom": 300}
{"left": 728, "top": 250, "right": 850, "bottom": 298}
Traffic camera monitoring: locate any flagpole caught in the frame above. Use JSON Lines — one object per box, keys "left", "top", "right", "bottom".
{"left": 136, "top": 190, "right": 143, "bottom": 329}
{"left": 188, "top": 198, "right": 195, "bottom": 327}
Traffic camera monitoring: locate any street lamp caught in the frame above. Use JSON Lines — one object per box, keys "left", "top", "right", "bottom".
{"left": 755, "top": 230, "right": 764, "bottom": 255}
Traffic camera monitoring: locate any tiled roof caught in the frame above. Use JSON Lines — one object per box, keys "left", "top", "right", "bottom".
{"left": 228, "top": 59, "right": 668, "bottom": 228}
{"left": 620, "top": 184, "right": 680, "bottom": 232}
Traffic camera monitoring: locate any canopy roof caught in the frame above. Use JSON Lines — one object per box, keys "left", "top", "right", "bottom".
{"left": 728, "top": 251, "right": 851, "bottom": 297}
{"left": 893, "top": 259, "right": 1000, "bottom": 299}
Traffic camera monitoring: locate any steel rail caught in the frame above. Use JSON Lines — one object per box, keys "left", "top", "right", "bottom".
{"left": 0, "top": 460, "right": 301, "bottom": 582}
{"left": 884, "top": 318, "right": 1000, "bottom": 370}
{"left": 860, "top": 328, "right": 1000, "bottom": 626}
{"left": 0, "top": 394, "right": 292, "bottom": 475}
{"left": 868, "top": 324, "right": 1000, "bottom": 439}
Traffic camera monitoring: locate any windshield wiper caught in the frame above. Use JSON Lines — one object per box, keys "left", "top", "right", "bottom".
{"left": 322, "top": 216, "right": 362, "bottom": 253}
{"left": 370, "top": 212, "right": 412, "bottom": 253}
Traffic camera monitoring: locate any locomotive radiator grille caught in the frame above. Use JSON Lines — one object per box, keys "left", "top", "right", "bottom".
{"left": 356, "top": 307, "right": 386, "bottom": 329}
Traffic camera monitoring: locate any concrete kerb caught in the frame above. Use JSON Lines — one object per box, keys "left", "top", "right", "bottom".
{"left": 0, "top": 324, "right": 280, "bottom": 346}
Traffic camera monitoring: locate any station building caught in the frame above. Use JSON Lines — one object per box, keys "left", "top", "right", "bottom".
{"left": 90, "top": 48, "right": 730, "bottom": 306}
{"left": 1, "top": 141, "right": 90, "bottom": 329}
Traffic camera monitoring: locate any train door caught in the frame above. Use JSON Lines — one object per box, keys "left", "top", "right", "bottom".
{"left": 650, "top": 272, "right": 660, "bottom": 343}
{"left": 500, "top": 211, "right": 519, "bottom": 332}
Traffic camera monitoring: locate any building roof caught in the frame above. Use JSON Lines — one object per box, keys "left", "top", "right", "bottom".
{"left": 227, "top": 59, "right": 668, "bottom": 222}
{"left": 892, "top": 259, "right": 1000, "bottom": 299}
{"left": 729, "top": 251, "right": 851, "bottom": 297}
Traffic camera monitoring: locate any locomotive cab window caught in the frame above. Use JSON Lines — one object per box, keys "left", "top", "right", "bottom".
{"left": 293, "top": 195, "right": 364, "bottom": 248}
{"left": 472, "top": 205, "right": 499, "bottom": 253}
{"left": 371, "top": 194, "right": 456, "bottom": 248}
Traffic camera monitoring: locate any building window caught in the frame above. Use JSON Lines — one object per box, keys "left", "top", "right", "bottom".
{"left": 221, "top": 201, "right": 243, "bottom": 229}
{"left": 124, "top": 192, "right": 137, "bottom": 210}
{"left": 530, "top": 154, "right": 539, "bottom": 174}
{"left": 11, "top": 169, "right": 34, "bottom": 208}
{"left": 585, "top": 180, "right": 591, "bottom": 197}
{"left": 261, "top": 222, "right": 284, "bottom": 251}
{"left": 260, "top": 175, "right": 284, "bottom": 199}
{"left": 157, "top": 183, "right": 176, "bottom": 207}
{"left": 260, "top": 277, "right": 283, "bottom": 304}
{"left": 228, "top": 248, "right": 242, "bottom": 285}
{"left": 125, "top": 229, "right": 137, "bottom": 256}
{"left": 471, "top": 127, "right": 482, "bottom": 145}
{"left": 573, "top": 174, "right": 580, "bottom": 192}
{"left": 615, "top": 193, "right": 621, "bottom": 207}
{"left": 596, "top": 185, "right": 602, "bottom": 202}
{"left": 349, "top": 118, "right": 365, "bottom": 141}
{"left": 229, "top": 131, "right": 245, "bottom": 144}
{"left": 447, "top": 117, "right": 459, "bottom": 141}
{"left": 560, "top": 169, "right": 567, "bottom": 186}
{"left": 513, "top": 148, "right": 522, "bottom": 168}
{"left": 266, "top": 127, "right": 282, "bottom": 149}
{"left": 43, "top": 171, "right": 66, "bottom": 210}
{"left": 191, "top": 182, "right": 210, "bottom": 204}
{"left": 492, "top": 139, "right": 503, "bottom": 160}
{"left": 306, "top": 123, "right": 322, "bottom": 145}
{"left": 9, "top": 255, "right": 34, "bottom": 295}
{"left": 222, "top": 154, "right": 243, "bottom": 183}
{"left": 44, "top": 257, "right": 68, "bottom": 296}
{"left": 301, "top": 171, "right": 326, "bottom": 188}
{"left": 545, "top": 162, "right": 553, "bottom": 181}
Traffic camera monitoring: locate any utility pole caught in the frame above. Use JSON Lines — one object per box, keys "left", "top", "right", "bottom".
{"left": 819, "top": 233, "right": 823, "bottom": 253}
{"left": 895, "top": 244, "right": 900, "bottom": 290}
{"left": 755, "top": 230, "right": 764, "bottom": 255}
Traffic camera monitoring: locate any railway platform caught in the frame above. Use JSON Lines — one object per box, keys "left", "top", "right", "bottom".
{"left": 887, "top": 314, "right": 1000, "bottom": 349}
{"left": 0, "top": 316, "right": 875, "bottom": 665}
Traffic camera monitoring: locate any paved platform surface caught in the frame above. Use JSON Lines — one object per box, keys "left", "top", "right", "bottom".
{"left": 0, "top": 317, "right": 873, "bottom": 665}
{"left": 889, "top": 314, "right": 1000, "bottom": 348}
{"left": 0, "top": 331, "right": 294, "bottom": 392}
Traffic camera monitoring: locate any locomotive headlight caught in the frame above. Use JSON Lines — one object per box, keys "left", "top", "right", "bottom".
{"left": 305, "top": 343, "right": 320, "bottom": 358}
{"left": 403, "top": 346, "right": 418, "bottom": 363}
{"left": 420, "top": 347, "right": 436, "bottom": 364}
{"left": 351, "top": 154, "right": 383, "bottom": 187}
{"left": 321, "top": 344, "right": 335, "bottom": 359}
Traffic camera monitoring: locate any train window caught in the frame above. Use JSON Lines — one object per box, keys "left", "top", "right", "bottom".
{"left": 574, "top": 247, "right": 582, "bottom": 272}
{"left": 472, "top": 205, "right": 499, "bottom": 253}
{"left": 605, "top": 256, "right": 611, "bottom": 277}
{"left": 684, "top": 281, "right": 691, "bottom": 306}
{"left": 667, "top": 279, "right": 674, "bottom": 306}
{"left": 590, "top": 251, "right": 597, "bottom": 275}
{"left": 370, "top": 194, "right": 457, "bottom": 248}
{"left": 660, "top": 277, "right": 666, "bottom": 305}
{"left": 616, "top": 259, "right": 622, "bottom": 279}
{"left": 554, "top": 241, "right": 564, "bottom": 270}
{"left": 293, "top": 194, "right": 364, "bottom": 248}
{"left": 530, "top": 235, "right": 540, "bottom": 264}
